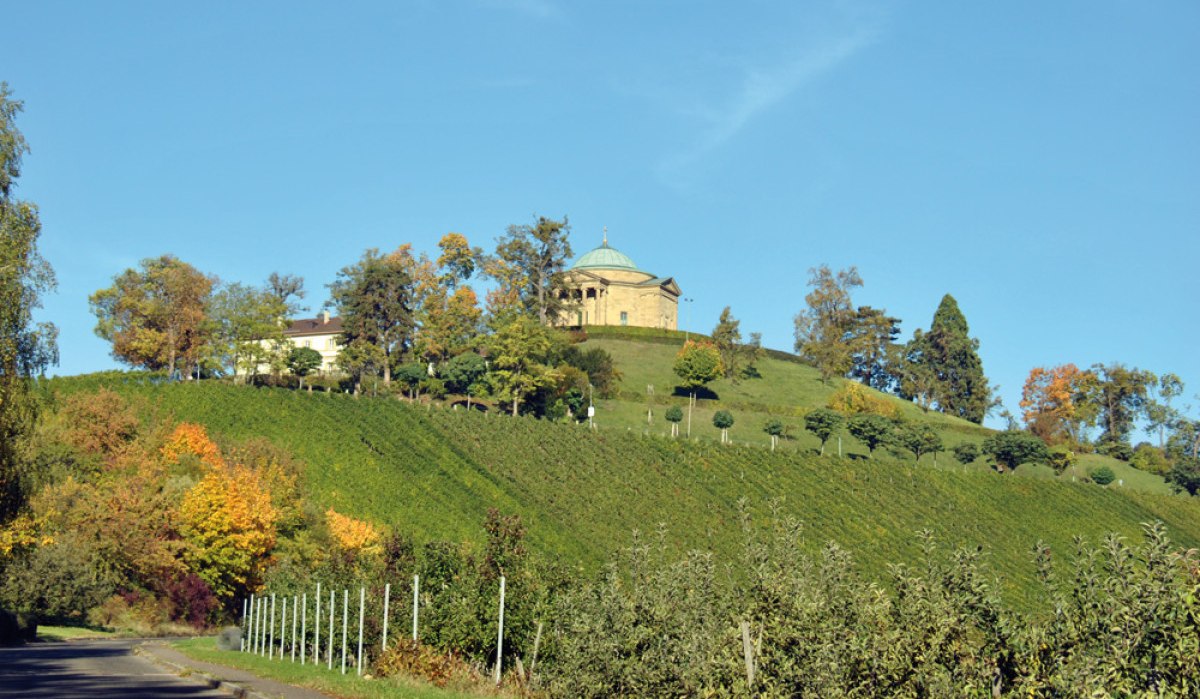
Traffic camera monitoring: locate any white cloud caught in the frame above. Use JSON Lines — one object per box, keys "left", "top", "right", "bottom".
{"left": 658, "top": 25, "right": 879, "bottom": 184}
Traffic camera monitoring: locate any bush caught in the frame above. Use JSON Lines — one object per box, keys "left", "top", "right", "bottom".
{"left": 373, "top": 639, "right": 476, "bottom": 688}
{"left": 1096, "top": 439, "right": 1133, "bottom": 462}
{"left": 1089, "top": 465, "right": 1116, "bottom": 486}
{"left": 827, "top": 382, "right": 898, "bottom": 418}
{"left": 952, "top": 442, "right": 979, "bottom": 465}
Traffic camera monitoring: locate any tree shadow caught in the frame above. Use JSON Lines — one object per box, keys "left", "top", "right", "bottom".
{"left": 672, "top": 386, "right": 719, "bottom": 400}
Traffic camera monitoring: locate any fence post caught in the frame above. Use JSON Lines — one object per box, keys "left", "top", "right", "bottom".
{"left": 292, "top": 595, "right": 298, "bottom": 661}
{"left": 341, "top": 589, "right": 349, "bottom": 674}
{"left": 244, "top": 595, "right": 253, "bottom": 652}
{"left": 269, "top": 594, "right": 276, "bottom": 659}
{"left": 279, "top": 596, "right": 287, "bottom": 659}
{"left": 494, "top": 575, "right": 506, "bottom": 686}
{"left": 327, "top": 589, "right": 334, "bottom": 670}
{"left": 258, "top": 598, "right": 267, "bottom": 658}
{"left": 241, "top": 597, "right": 249, "bottom": 651}
{"left": 382, "top": 583, "right": 390, "bottom": 651}
{"left": 314, "top": 583, "right": 321, "bottom": 665}
{"left": 356, "top": 586, "right": 365, "bottom": 676}
{"left": 301, "top": 592, "right": 307, "bottom": 664}
{"left": 412, "top": 574, "right": 420, "bottom": 641}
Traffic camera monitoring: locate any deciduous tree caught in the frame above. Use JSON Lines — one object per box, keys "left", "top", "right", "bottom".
{"left": 804, "top": 408, "right": 843, "bottom": 456}
{"left": 486, "top": 315, "right": 561, "bottom": 416}
{"left": 847, "top": 414, "right": 892, "bottom": 457}
{"left": 90, "top": 255, "right": 215, "bottom": 378}
{"left": 1085, "top": 363, "right": 1156, "bottom": 446}
{"left": 713, "top": 410, "right": 734, "bottom": 444}
{"left": 328, "top": 247, "right": 415, "bottom": 385}
{"left": 485, "top": 216, "right": 573, "bottom": 325}
{"left": 0, "top": 83, "right": 58, "bottom": 522}
{"left": 673, "top": 340, "right": 723, "bottom": 437}
{"left": 982, "top": 431, "right": 1049, "bottom": 473}
{"left": 793, "top": 265, "right": 861, "bottom": 383}
{"left": 1019, "top": 364, "right": 1097, "bottom": 444}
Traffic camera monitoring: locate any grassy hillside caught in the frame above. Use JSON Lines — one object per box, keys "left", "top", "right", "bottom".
{"left": 45, "top": 373, "right": 1200, "bottom": 612}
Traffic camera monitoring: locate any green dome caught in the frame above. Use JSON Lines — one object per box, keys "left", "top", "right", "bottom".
{"left": 571, "top": 242, "right": 641, "bottom": 272}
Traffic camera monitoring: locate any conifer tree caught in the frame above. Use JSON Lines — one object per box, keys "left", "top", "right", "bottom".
{"left": 902, "top": 294, "right": 991, "bottom": 424}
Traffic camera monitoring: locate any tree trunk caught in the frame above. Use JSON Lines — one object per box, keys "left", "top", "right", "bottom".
{"left": 512, "top": 397, "right": 519, "bottom": 417}
{"left": 687, "top": 392, "right": 694, "bottom": 437}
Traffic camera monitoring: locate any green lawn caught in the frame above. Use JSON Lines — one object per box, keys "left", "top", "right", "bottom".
{"left": 36, "top": 624, "right": 118, "bottom": 642}
{"left": 170, "top": 637, "right": 479, "bottom": 699}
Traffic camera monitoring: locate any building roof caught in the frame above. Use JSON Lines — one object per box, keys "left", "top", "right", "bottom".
{"left": 570, "top": 241, "right": 644, "bottom": 273}
{"left": 284, "top": 315, "right": 343, "bottom": 337}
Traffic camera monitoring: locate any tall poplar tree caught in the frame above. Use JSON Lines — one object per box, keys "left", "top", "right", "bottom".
{"left": 902, "top": 294, "right": 991, "bottom": 424}
{"left": 1, "top": 84, "right": 58, "bottom": 522}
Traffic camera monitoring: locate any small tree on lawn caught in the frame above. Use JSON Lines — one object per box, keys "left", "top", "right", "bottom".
{"left": 665, "top": 405, "right": 684, "bottom": 438}
{"left": 287, "top": 346, "right": 322, "bottom": 390}
{"left": 673, "top": 340, "right": 723, "bottom": 437}
{"left": 847, "top": 414, "right": 893, "bottom": 458}
{"left": 764, "top": 418, "right": 785, "bottom": 452}
{"left": 804, "top": 408, "right": 843, "bottom": 456}
{"left": 896, "top": 422, "right": 943, "bottom": 464}
{"left": 713, "top": 410, "right": 734, "bottom": 444}
{"left": 981, "top": 430, "right": 1049, "bottom": 473}
{"left": 952, "top": 442, "right": 980, "bottom": 466}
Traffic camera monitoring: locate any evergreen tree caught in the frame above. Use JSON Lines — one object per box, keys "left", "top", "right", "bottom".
{"left": 902, "top": 294, "right": 991, "bottom": 424}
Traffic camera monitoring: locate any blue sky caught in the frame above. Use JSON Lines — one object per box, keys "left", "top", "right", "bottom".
{"left": 8, "top": 1, "right": 1199, "bottom": 433}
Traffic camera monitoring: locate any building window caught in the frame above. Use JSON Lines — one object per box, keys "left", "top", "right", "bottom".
{"left": 620, "top": 311, "right": 628, "bottom": 326}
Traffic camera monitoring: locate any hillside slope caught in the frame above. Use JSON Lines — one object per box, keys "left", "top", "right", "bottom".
{"left": 47, "top": 374, "right": 1200, "bottom": 611}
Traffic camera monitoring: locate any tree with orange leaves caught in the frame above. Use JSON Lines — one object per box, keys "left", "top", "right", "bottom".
{"left": 1020, "top": 364, "right": 1097, "bottom": 444}
{"left": 325, "top": 508, "right": 382, "bottom": 556}
{"left": 161, "top": 422, "right": 223, "bottom": 469}
{"left": 178, "top": 459, "right": 278, "bottom": 600}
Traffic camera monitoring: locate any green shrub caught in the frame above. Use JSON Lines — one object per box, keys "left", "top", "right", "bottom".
{"left": 952, "top": 442, "right": 980, "bottom": 465}
{"left": 1090, "top": 465, "right": 1116, "bottom": 486}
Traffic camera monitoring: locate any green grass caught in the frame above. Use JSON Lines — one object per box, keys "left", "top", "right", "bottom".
{"left": 45, "top": 360, "right": 1200, "bottom": 612}
{"left": 36, "top": 624, "right": 118, "bottom": 642}
{"left": 170, "top": 637, "right": 476, "bottom": 699}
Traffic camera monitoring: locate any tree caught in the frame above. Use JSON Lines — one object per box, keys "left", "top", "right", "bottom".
{"left": 441, "top": 352, "right": 488, "bottom": 396}
{"left": 804, "top": 409, "right": 843, "bottom": 456}
{"left": 485, "top": 216, "right": 573, "bottom": 325}
{"left": 1165, "top": 458, "right": 1200, "bottom": 496}
{"left": 952, "top": 442, "right": 979, "bottom": 465}
{"left": 1146, "top": 373, "right": 1184, "bottom": 448}
{"left": 793, "top": 265, "right": 862, "bottom": 383}
{"left": 981, "top": 431, "right": 1049, "bottom": 473}
{"left": 665, "top": 405, "right": 684, "bottom": 438}
{"left": 900, "top": 295, "right": 991, "bottom": 424}
{"left": 486, "top": 315, "right": 561, "bottom": 416}
{"left": 764, "top": 418, "right": 785, "bottom": 452}
{"left": 896, "top": 423, "right": 943, "bottom": 464}
{"left": 90, "top": 255, "right": 214, "bottom": 378}
{"left": 287, "top": 346, "right": 322, "bottom": 389}
{"left": 435, "top": 232, "right": 478, "bottom": 290}
{"left": 328, "top": 247, "right": 415, "bottom": 385}
{"left": 673, "top": 340, "right": 723, "bottom": 437}
{"left": 1086, "top": 363, "right": 1156, "bottom": 446}
{"left": 711, "top": 307, "right": 760, "bottom": 381}
{"left": 847, "top": 414, "right": 892, "bottom": 457}
{"left": 266, "top": 272, "right": 306, "bottom": 316}
{"left": 417, "top": 286, "right": 482, "bottom": 364}
{"left": 208, "top": 281, "right": 286, "bottom": 378}
{"left": 846, "top": 306, "right": 902, "bottom": 391}
{"left": 1, "top": 83, "right": 58, "bottom": 523}
{"left": 1019, "top": 364, "right": 1097, "bottom": 445}
{"left": 713, "top": 410, "right": 734, "bottom": 444}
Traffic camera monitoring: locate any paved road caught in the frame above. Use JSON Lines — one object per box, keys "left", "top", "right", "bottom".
{"left": 0, "top": 638, "right": 232, "bottom": 698}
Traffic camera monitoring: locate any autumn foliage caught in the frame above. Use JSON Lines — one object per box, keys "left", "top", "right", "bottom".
{"left": 326, "top": 508, "right": 383, "bottom": 555}
{"left": 178, "top": 459, "right": 278, "bottom": 600}
{"left": 1020, "top": 364, "right": 1096, "bottom": 444}
{"left": 161, "top": 422, "right": 224, "bottom": 468}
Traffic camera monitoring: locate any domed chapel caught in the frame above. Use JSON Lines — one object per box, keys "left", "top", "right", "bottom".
{"left": 555, "top": 230, "right": 681, "bottom": 330}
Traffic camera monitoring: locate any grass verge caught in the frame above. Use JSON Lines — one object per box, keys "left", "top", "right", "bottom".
{"left": 170, "top": 637, "right": 480, "bottom": 699}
